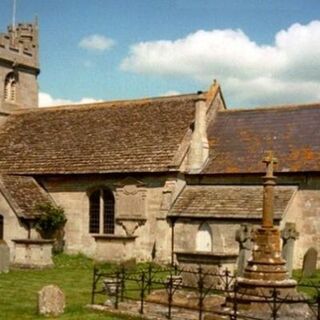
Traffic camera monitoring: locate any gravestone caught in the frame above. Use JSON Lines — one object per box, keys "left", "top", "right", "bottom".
{"left": 302, "top": 247, "right": 318, "bottom": 278}
{"left": 281, "top": 222, "right": 299, "bottom": 277}
{"left": 38, "top": 284, "right": 65, "bottom": 316}
{"left": 0, "top": 240, "right": 10, "bottom": 273}
{"left": 235, "top": 224, "right": 253, "bottom": 276}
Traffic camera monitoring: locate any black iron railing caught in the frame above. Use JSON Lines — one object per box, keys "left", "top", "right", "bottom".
{"left": 91, "top": 264, "right": 320, "bottom": 320}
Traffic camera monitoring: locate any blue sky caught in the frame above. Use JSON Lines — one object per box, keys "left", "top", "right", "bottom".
{"left": 1, "top": 0, "right": 320, "bottom": 107}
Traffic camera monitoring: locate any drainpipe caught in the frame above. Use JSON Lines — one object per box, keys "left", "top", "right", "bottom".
{"left": 170, "top": 217, "right": 177, "bottom": 266}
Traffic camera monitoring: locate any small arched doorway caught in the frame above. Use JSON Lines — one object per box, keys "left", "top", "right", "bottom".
{"left": 196, "top": 222, "right": 212, "bottom": 252}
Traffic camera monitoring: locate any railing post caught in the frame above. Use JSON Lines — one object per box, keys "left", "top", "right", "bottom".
{"left": 198, "top": 265, "right": 204, "bottom": 320}
{"left": 225, "top": 268, "right": 230, "bottom": 291}
{"left": 91, "top": 266, "right": 97, "bottom": 305}
{"left": 115, "top": 271, "right": 120, "bottom": 309}
{"left": 271, "top": 287, "right": 279, "bottom": 320}
{"left": 140, "top": 272, "right": 146, "bottom": 314}
{"left": 174, "top": 263, "right": 178, "bottom": 276}
{"left": 231, "top": 281, "right": 238, "bottom": 320}
{"left": 147, "top": 263, "right": 152, "bottom": 294}
{"left": 167, "top": 273, "right": 173, "bottom": 319}
{"left": 317, "top": 290, "right": 320, "bottom": 320}
{"left": 120, "top": 265, "right": 125, "bottom": 302}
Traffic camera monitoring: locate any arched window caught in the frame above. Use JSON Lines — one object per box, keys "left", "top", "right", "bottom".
{"left": 0, "top": 215, "right": 3, "bottom": 240}
{"left": 196, "top": 223, "right": 212, "bottom": 252}
{"left": 89, "top": 189, "right": 115, "bottom": 234}
{"left": 4, "top": 72, "right": 17, "bottom": 103}
{"left": 89, "top": 190, "right": 100, "bottom": 234}
{"left": 103, "top": 189, "right": 115, "bottom": 234}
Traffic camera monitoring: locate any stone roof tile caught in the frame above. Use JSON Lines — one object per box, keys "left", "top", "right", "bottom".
{"left": 0, "top": 175, "right": 52, "bottom": 218}
{"left": 169, "top": 185, "right": 297, "bottom": 219}
{"left": 0, "top": 95, "right": 197, "bottom": 174}
{"left": 203, "top": 103, "right": 320, "bottom": 174}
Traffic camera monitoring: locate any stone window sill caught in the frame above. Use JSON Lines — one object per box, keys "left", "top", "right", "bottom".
{"left": 12, "top": 239, "right": 54, "bottom": 245}
{"left": 92, "top": 234, "right": 137, "bottom": 241}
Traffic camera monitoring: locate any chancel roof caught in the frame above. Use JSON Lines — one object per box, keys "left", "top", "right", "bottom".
{"left": 0, "top": 94, "right": 198, "bottom": 174}
{"left": 169, "top": 185, "right": 297, "bottom": 219}
{"left": 203, "top": 103, "right": 320, "bottom": 174}
{"left": 0, "top": 175, "right": 52, "bottom": 218}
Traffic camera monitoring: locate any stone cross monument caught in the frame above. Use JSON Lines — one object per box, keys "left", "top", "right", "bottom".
{"left": 214, "top": 152, "right": 312, "bottom": 319}
{"left": 232, "top": 152, "right": 308, "bottom": 317}
{"left": 241, "top": 151, "right": 290, "bottom": 281}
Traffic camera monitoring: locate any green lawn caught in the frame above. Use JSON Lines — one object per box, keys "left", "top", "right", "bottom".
{"left": 1, "top": 254, "right": 318, "bottom": 320}
{"left": 0, "top": 254, "right": 135, "bottom": 320}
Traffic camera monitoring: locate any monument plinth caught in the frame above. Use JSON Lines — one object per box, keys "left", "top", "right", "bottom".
{"left": 233, "top": 152, "right": 309, "bottom": 319}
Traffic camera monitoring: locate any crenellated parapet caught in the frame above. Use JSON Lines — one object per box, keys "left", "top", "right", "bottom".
{"left": 0, "top": 22, "right": 39, "bottom": 70}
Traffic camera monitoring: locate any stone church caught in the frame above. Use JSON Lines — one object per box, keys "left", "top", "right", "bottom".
{"left": 0, "top": 21, "right": 319, "bottom": 269}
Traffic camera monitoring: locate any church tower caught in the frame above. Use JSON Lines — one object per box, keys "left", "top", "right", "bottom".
{"left": 0, "top": 20, "right": 39, "bottom": 112}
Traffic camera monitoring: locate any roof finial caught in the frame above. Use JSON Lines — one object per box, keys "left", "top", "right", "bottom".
{"left": 12, "top": 0, "right": 17, "bottom": 31}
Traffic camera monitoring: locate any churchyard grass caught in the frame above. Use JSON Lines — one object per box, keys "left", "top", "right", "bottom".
{"left": 1, "top": 254, "right": 318, "bottom": 320}
{"left": 0, "top": 254, "right": 138, "bottom": 320}
{"left": 293, "top": 269, "right": 320, "bottom": 298}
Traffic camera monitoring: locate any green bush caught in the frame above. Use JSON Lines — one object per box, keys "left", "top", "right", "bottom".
{"left": 34, "top": 202, "right": 67, "bottom": 253}
{"left": 34, "top": 201, "right": 67, "bottom": 239}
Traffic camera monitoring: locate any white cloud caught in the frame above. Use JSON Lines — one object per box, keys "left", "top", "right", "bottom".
{"left": 79, "top": 34, "right": 115, "bottom": 52}
{"left": 39, "top": 92, "right": 102, "bottom": 107}
{"left": 162, "top": 90, "right": 181, "bottom": 96}
{"left": 121, "top": 21, "right": 320, "bottom": 106}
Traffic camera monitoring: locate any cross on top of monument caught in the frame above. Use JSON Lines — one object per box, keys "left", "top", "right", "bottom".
{"left": 263, "top": 151, "right": 278, "bottom": 178}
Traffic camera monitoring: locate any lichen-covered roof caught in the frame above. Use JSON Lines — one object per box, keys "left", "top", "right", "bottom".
{"left": 0, "top": 175, "right": 51, "bottom": 218}
{"left": 0, "top": 94, "right": 198, "bottom": 174}
{"left": 169, "top": 185, "right": 297, "bottom": 219}
{"left": 203, "top": 103, "right": 320, "bottom": 174}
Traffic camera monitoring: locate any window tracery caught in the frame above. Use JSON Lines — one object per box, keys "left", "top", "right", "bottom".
{"left": 89, "top": 188, "right": 115, "bottom": 234}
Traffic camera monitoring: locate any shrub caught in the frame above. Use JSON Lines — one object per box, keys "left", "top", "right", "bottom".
{"left": 34, "top": 202, "right": 67, "bottom": 240}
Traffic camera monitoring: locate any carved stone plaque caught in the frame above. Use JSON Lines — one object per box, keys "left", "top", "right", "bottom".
{"left": 115, "top": 178, "right": 147, "bottom": 220}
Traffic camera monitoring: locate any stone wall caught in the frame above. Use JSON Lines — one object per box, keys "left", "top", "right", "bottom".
{"left": 174, "top": 219, "right": 242, "bottom": 255}
{"left": 281, "top": 181, "right": 320, "bottom": 269}
{"left": 0, "top": 61, "right": 38, "bottom": 111}
{"left": 40, "top": 174, "right": 174, "bottom": 263}
{"left": 0, "top": 22, "right": 39, "bottom": 111}
{"left": 186, "top": 174, "right": 320, "bottom": 270}
{"left": 0, "top": 192, "right": 28, "bottom": 261}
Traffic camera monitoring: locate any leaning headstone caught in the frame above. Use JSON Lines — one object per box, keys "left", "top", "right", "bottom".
{"left": 281, "top": 222, "right": 299, "bottom": 277}
{"left": 235, "top": 224, "right": 253, "bottom": 277}
{"left": 38, "top": 285, "right": 65, "bottom": 316}
{"left": 0, "top": 240, "right": 10, "bottom": 273}
{"left": 302, "top": 247, "right": 318, "bottom": 278}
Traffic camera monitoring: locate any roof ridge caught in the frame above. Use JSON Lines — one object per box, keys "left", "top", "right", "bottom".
{"left": 12, "top": 92, "right": 206, "bottom": 114}
{"left": 220, "top": 102, "right": 320, "bottom": 113}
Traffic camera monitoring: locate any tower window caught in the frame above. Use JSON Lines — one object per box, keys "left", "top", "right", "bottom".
{"left": 4, "top": 72, "right": 17, "bottom": 103}
{"left": 89, "top": 188, "right": 115, "bottom": 234}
